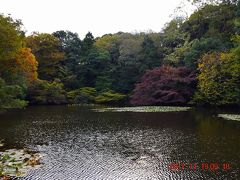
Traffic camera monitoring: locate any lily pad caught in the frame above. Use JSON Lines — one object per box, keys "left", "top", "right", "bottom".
{"left": 0, "top": 148, "right": 42, "bottom": 178}
{"left": 93, "top": 106, "right": 191, "bottom": 112}
{"left": 0, "top": 140, "right": 4, "bottom": 148}
{"left": 218, "top": 114, "right": 240, "bottom": 122}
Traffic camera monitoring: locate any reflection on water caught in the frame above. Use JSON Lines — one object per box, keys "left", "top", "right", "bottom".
{"left": 0, "top": 106, "right": 239, "bottom": 179}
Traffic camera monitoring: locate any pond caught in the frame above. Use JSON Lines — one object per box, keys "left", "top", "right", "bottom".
{"left": 0, "top": 105, "right": 240, "bottom": 179}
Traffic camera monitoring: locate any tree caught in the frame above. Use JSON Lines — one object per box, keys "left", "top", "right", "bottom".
{"left": 161, "top": 17, "right": 188, "bottom": 66}
{"left": 81, "top": 32, "right": 95, "bottom": 56}
{"left": 0, "top": 14, "right": 24, "bottom": 65}
{"left": 0, "top": 14, "right": 25, "bottom": 84}
{"left": 187, "top": 0, "right": 237, "bottom": 8}
{"left": 183, "top": 37, "right": 226, "bottom": 68}
{"left": 130, "top": 66, "right": 196, "bottom": 105}
{"left": 53, "top": 30, "right": 82, "bottom": 72}
{"left": 110, "top": 33, "right": 143, "bottom": 93}
{"left": 14, "top": 48, "right": 38, "bottom": 83}
{"left": 162, "top": 17, "right": 186, "bottom": 49}
{"left": 26, "top": 33, "right": 65, "bottom": 81}
{"left": 182, "top": 3, "right": 236, "bottom": 41}
{"left": 94, "top": 34, "right": 119, "bottom": 63}
{"left": 117, "top": 36, "right": 142, "bottom": 66}
{"left": 77, "top": 47, "right": 111, "bottom": 87}
{"left": 111, "top": 65, "right": 140, "bottom": 94}
{"left": 53, "top": 30, "right": 82, "bottom": 89}
{"left": 193, "top": 46, "right": 240, "bottom": 105}
{"left": 0, "top": 14, "right": 32, "bottom": 109}
{"left": 234, "top": 0, "right": 240, "bottom": 34}
{"left": 138, "top": 35, "right": 160, "bottom": 72}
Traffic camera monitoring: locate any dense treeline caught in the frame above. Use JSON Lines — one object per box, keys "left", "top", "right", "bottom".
{"left": 0, "top": 0, "right": 240, "bottom": 109}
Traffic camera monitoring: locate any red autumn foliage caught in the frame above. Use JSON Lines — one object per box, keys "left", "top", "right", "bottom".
{"left": 130, "top": 66, "right": 196, "bottom": 105}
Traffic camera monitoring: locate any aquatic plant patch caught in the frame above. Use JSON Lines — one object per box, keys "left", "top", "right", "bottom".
{"left": 218, "top": 114, "right": 240, "bottom": 122}
{"left": 0, "top": 140, "right": 3, "bottom": 148}
{"left": 0, "top": 148, "right": 42, "bottom": 178}
{"left": 93, "top": 106, "right": 191, "bottom": 112}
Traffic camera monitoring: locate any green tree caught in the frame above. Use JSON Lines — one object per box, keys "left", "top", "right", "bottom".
{"left": 77, "top": 47, "right": 111, "bottom": 87}
{"left": 182, "top": 3, "right": 236, "bottom": 42}
{"left": 53, "top": 30, "right": 82, "bottom": 89}
{"left": 94, "top": 34, "right": 120, "bottom": 63}
{"left": 81, "top": 32, "right": 95, "bottom": 57}
{"left": 111, "top": 33, "right": 143, "bottom": 93}
{"left": 161, "top": 17, "right": 188, "bottom": 66}
{"left": 183, "top": 37, "right": 226, "bottom": 68}
{"left": 26, "top": 33, "right": 65, "bottom": 81}
{"left": 53, "top": 30, "right": 82, "bottom": 72}
{"left": 138, "top": 35, "right": 160, "bottom": 72}
{"left": 188, "top": 0, "right": 238, "bottom": 8}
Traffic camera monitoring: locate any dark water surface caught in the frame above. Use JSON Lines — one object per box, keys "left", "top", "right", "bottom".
{"left": 0, "top": 106, "right": 240, "bottom": 180}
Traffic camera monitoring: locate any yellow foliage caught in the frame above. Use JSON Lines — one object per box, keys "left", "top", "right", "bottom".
{"left": 15, "top": 48, "right": 38, "bottom": 83}
{"left": 194, "top": 50, "right": 240, "bottom": 105}
{"left": 94, "top": 34, "right": 118, "bottom": 50}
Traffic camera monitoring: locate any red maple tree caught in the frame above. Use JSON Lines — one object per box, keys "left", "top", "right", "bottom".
{"left": 130, "top": 66, "right": 196, "bottom": 105}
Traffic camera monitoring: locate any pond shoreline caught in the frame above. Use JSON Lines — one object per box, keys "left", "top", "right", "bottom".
{"left": 1, "top": 102, "right": 240, "bottom": 111}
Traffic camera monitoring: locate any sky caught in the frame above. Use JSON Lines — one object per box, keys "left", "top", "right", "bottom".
{"left": 0, "top": 0, "right": 195, "bottom": 38}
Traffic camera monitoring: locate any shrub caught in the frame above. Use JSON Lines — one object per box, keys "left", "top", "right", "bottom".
{"left": 0, "top": 78, "right": 27, "bottom": 109}
{"left": 95, "top": 91, "right": 127, "bottom": 104}
{"left": 67, "top": 87, "right": 97, "bottom": 104}
{"left": 27, "top": 79, "right": 67, "bottom": 105}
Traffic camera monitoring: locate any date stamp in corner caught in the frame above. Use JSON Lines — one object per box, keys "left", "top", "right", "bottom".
{"left": 168, "top": 162, "right": 231, "bottom": 171}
